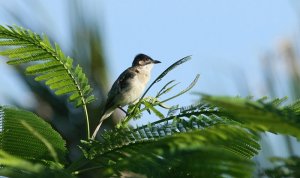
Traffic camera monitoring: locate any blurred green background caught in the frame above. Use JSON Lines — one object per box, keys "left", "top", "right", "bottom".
{"left": 0, "top": 0, "right": 300, "bottom": 174}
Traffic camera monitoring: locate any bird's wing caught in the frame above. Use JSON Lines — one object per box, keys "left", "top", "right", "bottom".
{"left": 93, "top": 68, "right": 137, "bottom": 139}
{"left": 105, "top": 67, "right": 136, "bottom": 109}
{"left": 117, "top": 67, "right": 137, "bottom": 90}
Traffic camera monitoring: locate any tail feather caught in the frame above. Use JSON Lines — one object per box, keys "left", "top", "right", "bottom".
{"left": 91, "top": 110, "right": 114, "bottom": 139}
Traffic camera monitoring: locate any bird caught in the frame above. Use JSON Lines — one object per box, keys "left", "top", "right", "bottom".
{"left": 91, "top": 53, "right": 161, "bottom": 139}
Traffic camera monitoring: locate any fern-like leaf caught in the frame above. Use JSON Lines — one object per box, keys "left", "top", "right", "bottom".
{"left": 78, "top": 106, "right": 259, "bottom": 177}
{"left": 0, "top": 106, "right": 66, "bottom": 163}
{"left": 160, "top": 74, "right": 200, "bottom": 103}
{"left": 0, "top": 25, "right": 95, "bottom": 107}
{"left": 155, "top": 80, "right": 178, "bottom": 98}
{"left": 79, "top": 124, "right": 259, "bottom": 177}
{"left": 86, "top": 113, "right": 259, "bottom": 159}
{"left": 0, "top": 150, "right": 74, "bottom": 178}
{"left": 202, "top": 95, "right": 300, "bottom": 139}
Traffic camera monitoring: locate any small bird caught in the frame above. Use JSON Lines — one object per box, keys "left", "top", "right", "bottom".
{"left": 92, "top": 54, "right": 161, "bottom": 139}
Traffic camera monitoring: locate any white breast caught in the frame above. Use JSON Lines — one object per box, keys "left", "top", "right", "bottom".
{"left": 137, "top": 64, "right": 153, "bottom": 84}
{"left": 124, "top": 64, "right": 154, "bottom": 104}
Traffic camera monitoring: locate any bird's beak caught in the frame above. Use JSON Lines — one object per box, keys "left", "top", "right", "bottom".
{"left": 152, "top": 60, "right": 161, "bottom": 64}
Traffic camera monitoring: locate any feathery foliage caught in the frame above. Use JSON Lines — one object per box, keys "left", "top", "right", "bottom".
{"left": 84, "top": 114, "right": 259, "bottom": 158}
{"left": 77, "top": 103, "right": 260, "bottom": 177}
{"left": 0, "top": 25, "right": 95, "bottom": 138}
{"left": 0, "top": 25, "right": 95, "bottom": 107}
{"left": 0, "top": 150, "right": 74, "bottom": 178}
{"left": 0, "top": 106, "right": 66, "bottom": 163}
{"left": 202, "top": 95, "right": 300, "bottom": 139}
{"left": 79, "top": 124, "right": 258, "bottom": 177}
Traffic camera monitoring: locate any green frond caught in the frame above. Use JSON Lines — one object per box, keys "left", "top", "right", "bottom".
{"left": 0, "top": 106, "right": 67, "bottom": 163}
{"left": 0, "top": 46, "right": 40, "bottom": 56}
{"left": 45, "top": 74, "right": 71, "bottom": 85}
{"left": 160, "top": 74, "right": 200, "bottom": 103}
{"left": 78, "top": 107, "right": 259, "bottom": 177}
{"left": 79, "top": 125, "right": 258, "bottom": 177}
{"left": 143, "top": 100, "right": 165, "bottom": 119}
{"left": 55, "top": 86, "right": 77, "bottom": 95}
{"left": 202, "top": 95, "right": 300, "bottom": 139}
{"left": 35, "top": 70, "right": 67, "bottom": 81}
{"left": 7, "top": 52, "right": 52, "bottom": 64}
{"left": 85, "top": 95, "right": 96, "bottom": 103}
{"left": 168, "top": 102, "right": 219, "bottom": 119}
{"left": 69, "top": 92, "right": 81, "bottom": 101}
{"left": 0, "top": 39, "right": 32, "bottom": 46}
{"left": 138, "top": 114, "right": 258, "bottom": 158}
{"left": 0, "top": 25, "right": 95, "bottom": 108}
{"left": 49, "top": 80, "right": 75, "bottom": 90}
{"left": 26, "top": 60, "right": 63, "bottom": 74}
{"left": 156, "top": 80, "right": 178, "bottom": 98}
{"left": 0, "top": 150, "right": 74, "bottom": 178}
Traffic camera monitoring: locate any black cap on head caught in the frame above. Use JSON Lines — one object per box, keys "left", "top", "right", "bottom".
{"left": 132, "top": 53, "right": 161, "bottom": 66}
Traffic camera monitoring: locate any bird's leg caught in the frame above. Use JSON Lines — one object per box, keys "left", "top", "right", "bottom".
{"left": 118, "top": 106, "right": 128, "bottom": 115}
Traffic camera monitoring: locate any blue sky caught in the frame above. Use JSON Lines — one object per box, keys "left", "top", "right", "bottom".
{"left": 0, "top": 0, "right": 298, "bottom": 108}
{"left": 101, "top": 0, "right": 298, "bottom": 99}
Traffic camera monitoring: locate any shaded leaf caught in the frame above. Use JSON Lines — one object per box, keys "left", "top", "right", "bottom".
{"left": 0, "top": 106, "right": 66, "bottom": 163}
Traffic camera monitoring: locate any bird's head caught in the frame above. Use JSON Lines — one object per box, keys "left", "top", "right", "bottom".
{"left": 132, "top": 54, "right": 161, "bottom": 67}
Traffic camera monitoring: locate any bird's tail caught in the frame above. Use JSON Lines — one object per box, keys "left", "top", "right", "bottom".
{"left": 91, "top": 109, "right": 114, "bottom": 139}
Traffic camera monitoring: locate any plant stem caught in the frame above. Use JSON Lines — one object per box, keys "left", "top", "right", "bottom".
{"left": 83, "top": 104, "right": 90, "bottom": 139}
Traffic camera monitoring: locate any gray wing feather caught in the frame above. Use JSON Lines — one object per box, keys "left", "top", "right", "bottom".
{"left": 105, "top": 67, "right": 136, "bottom": 110}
